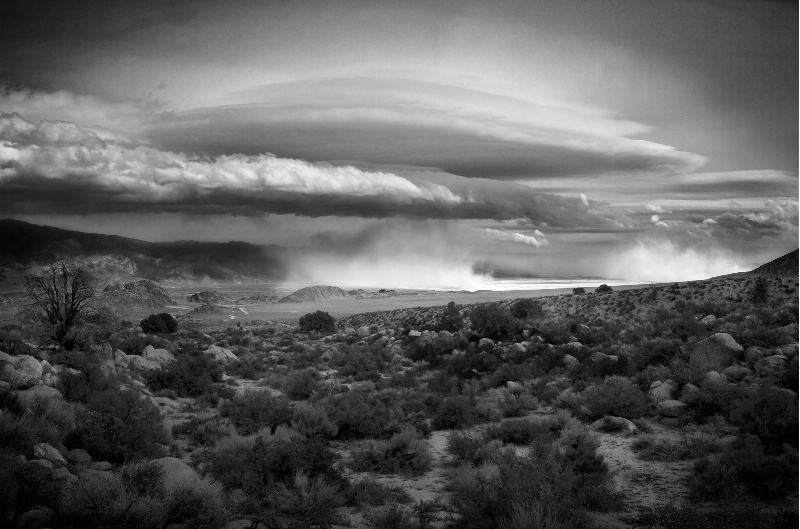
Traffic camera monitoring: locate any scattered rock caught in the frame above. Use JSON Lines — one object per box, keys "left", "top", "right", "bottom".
{"left": 356, "top": 326, "right": 371, "bottom": 338}
{"left": 33, "top": 443, "right": 66, "bottom": 466}
{"left": 152, "top": 457, "right": 202, "bottom": 493}
{"left": 700, "top": 314, "right": 717, "bottom": 326}
{"left": 506, "top": 381, "right": 523, "bottom": 391}
{"left": 113, "top": 349, "right": 129, "bottom": 366}
{"left": 562, "top": 354, "right": 579, "bottom": 369}
{"left": 203, "top": 344, "right": 239, "bottom": 364}
{"left": 67, "top": 448, "right": 92, "bottom": 466}
{"left": 591, "top": 415, "right": 638, "bottom": 433}
{"left": 143, "top": 345, "right": 175, "bottom": 365}
{"left": 703, "top": 371, "right": 727, "bottom": 385}
{"left": 29, "top": 459, "right": 54, "bottom": 471}
{"left": 408, "top": 330, "right": 421, "bottom": 338}
{"left": 755, "top": 354, "right": 787, "bottom": 377}
{"left": 0, "top": 353, "right": 42, "bottom": 389}
{"left": 51, "top": 467, "right": 76, "bottom": 481}
{"left": 127, "top": 355, "right": 161, "bottom": 371}
{"left": 90, "top": 461, "right": 113, "bottom": 471}
{"left": 15, "top": 384, "right": 63, "bottom": 406}
{"left": 690, "top": 333, "right": 743, "bottom": 370}
{"left": 648, "top": 380, "right": 676, "bottom": 403}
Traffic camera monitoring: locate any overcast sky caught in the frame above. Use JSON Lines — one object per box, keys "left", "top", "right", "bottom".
{"left": 0, "top": 0, "right": 797, "bottom": 287}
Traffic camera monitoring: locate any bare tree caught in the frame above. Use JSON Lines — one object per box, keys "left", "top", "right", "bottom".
{"left": 25, "top": 261, "right": 94, "bottom": 346}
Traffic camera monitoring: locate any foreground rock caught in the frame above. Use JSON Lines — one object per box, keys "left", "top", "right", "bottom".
{"left": 690, "top": 333, "right": 743, "bottom": 370}
{"left": 0, "top": 353, "right": 43, "bottom": 389}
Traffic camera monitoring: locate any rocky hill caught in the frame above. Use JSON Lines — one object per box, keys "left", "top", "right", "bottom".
{"left": 187, "top": 291, "right": 232, "bottom": 304}
{"left": 278, "top": 285, "right": 352, "bottom": 303}
{"left": 0, "top": 218, "right": 287, "bottom": 287}
{"left": 99, "top": 280, "right": 174, "bottom": 309}
{"left": 749, "top": 248, "right": 798, "bottom": 277}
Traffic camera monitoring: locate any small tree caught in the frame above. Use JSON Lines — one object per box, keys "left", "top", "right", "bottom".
{"left": 298, "top": 311, "right": 336, "bottom": 333}
{"left": 510, "top": 298, "right": 544, "bottom": 321}
{"left": 25, "top": 261, "right": 94, "bottom": 347}
{"left": 437, "top": 301, "right": 464, "bottom": 332}
{"left": 572, "top": 287, "right": 586, "bottom": 295}
{"left": 595, "top": 284, "right": 613, "bottom": 293}
{"left": 750, "top": 277, "right": 769, "bottom": 305}
{"left": 140, "top": 313, "right": 178, "bottom": 334}
{"left": 469, "top": 303, "right": 517, "bottom": 341}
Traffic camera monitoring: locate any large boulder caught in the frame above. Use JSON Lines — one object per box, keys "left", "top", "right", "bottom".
{"left": 356, "top": 326, "right": 371, "bottom": 339}
{"left": 755, "top": 355, "right": 787, "bottom": 378}
{"left": 690, "top": 333, "right": 743, "bottom": 370}
{"left": 143, "top": 345, "right": 175, "bottom": 366}
{"left": 203, "top": 345, "right": 238, "bottom": 364}
{"left": 126, "top": 355, "right": 161, "bottom": 371}
{"left": 15, "top": 385, "right": 63, "bottom": 406}
{"left": 152, "top": 457, "right": 203, "bottom": 493}
{"left": 33, "top": 443, "right": 67, "bottom": 467}
{"left": 0, "top": 353, "right": 43, "bottom": 389}
{"left": 648, "top": 381, "right": 676, "bottom": 403}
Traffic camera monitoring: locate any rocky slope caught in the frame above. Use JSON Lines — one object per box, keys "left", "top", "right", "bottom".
{"left": 278, "top": 285, "right": 353, "bottom": 303}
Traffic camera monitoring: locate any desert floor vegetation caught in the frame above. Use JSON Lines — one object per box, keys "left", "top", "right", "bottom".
{"left": 0, "top": 273, "right": 797, "bottom": 528}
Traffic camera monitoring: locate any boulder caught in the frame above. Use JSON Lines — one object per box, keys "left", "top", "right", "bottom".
{"left": 589, "top": 351, "right": 616, "bottom": 363}
{"left": 591, "top": 415, "right": 637, "bottom": 433}
{"left": 152, "top": 457, "right": 203, "bottom": 493}
{"left": 478, "top": 338, "right": 495, "bottom": 352}
{"left": 703, "top": 371, "right": 727, "bottom": 385}
{"left": 679, "top": 383, "right": 701, "bottom": 404}
{"left": 41, "top": 373, "right": 58, "bottom": 387}
{"left": 17, "top": 507, "right": 55, "bottom": 529}
{"left": 780, "top": 343, "right": 798, "bottom": 359}
{"left": 15, "top": 385, "right": 63, "bottom": 406}
{"left": 0, "top": 354, "right": 42, "bottom": 389}
{"left": 113, "top": 349, "right": 129, "bottom": 366}
{"left": 51, "top": 467, "right": 76, "bottom": 481}
{"left": 91, "top": 342, "right": 114, "bottom": 360}
{"left": 564, "top": 342, "right": 582, "bottom": 353}
{"left": 127, "top": 355, "right": 161, "bottom": 371}
{"left": 90, "top": 461, "right": 113, "bottom": 471}
{"left": 408, "top": 330, "right": 421, "bottom": 338}
{"left": 203, "top": 345, "right": 238, "bottom": 364}
{"left": 33, "top": 443, "right": 67, "bottom": 466}
{"left": 690, "top": 333, "right": 743, "bottom": 370}
{"left": 700, "top": 315, "right": 717, "bottom": 326}
{"left": 648, "top": 381, "right": 676, "bottom": 403}
{"left": 29, "top": 459, "right": 54, "bottom": 471}
{"left": 562, "top": 354, "right": 579, "bottom": 369}
{"left": 356, "top": 326, "right": 371, "bottom": 338}
{"left": 143, "top": 345, "right": 176, "bottom": 365}
{"left": 67, "top": 448, "right": 92, "bottom": 466}
{"left": 506, "top": 381, "right": 523, "bottom": 391}
{"left": 656, "top": 399, "right": 688, "bottom": 417}
{"left": 755, "top": 355, "right": 787, "bottom": 378}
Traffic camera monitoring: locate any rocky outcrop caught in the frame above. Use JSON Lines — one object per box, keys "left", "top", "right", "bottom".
{"left": 0, "top": 353, "right": 42, "bottom": 389}
{"left": 203, "top": 344, "right": 238, "bottom": 364}
{"left": 278, "top": 285, "right": 352, "bottom": 303}
{"left": 648, "top": 380, "right": 676, "bottom": 403}
{"left": 101, "top": 279, "right": 173, "bottom": 308}
{"left": 690, "top": 333, "right": 743, "bottom": 370}
{"left": 142, "top": 345, "right": 175, "bottom": 366}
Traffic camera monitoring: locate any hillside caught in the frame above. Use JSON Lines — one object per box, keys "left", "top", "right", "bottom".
{"left": 278, "top": 285, "right": 352, "bottom": 303}
{"left": 748, "top": 248, "right": 798, "bottom": 277}
{"left": 0, "top": 218, "right": 287, "bottom": 287}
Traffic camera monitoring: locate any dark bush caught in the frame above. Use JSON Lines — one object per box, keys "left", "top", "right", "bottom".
{"left": 437, "top": 301, "right": 465, "bottom": 332}
{"left": 145, "top": 351, "right": 223, "bottom": 398}
{"left": 469, "top": 303, "right": 518, "bottom": 341}
{"left": 510, "top": 298, "right": 544, "bottom": 321}
{"left": 299, "top": 310, "right": 336, "bottom": 333}
{"left": 66, "top": 387, "right": 168, "bottom": 463}
{"left": 581, "top": 376, "right": 649, "bottom": 420}
{"left": 485, "top": 417, "right": 563, "bottom": 446}
{"left": 572, "top": 287, "right": 586, "bottom": 295}
{"left": 595, "top": 284, "right": 613, "bottom": 293}
{"left": 140, "top": 312, "right": 178, "bottom": 334}
{"left": 350, "top": 427, "right": 433, "bottom": 476}
{"left": 0, "top": 451, "right": 63, "bottom": 523}
{"left": 321, "top": 392, "right": 396, "bottom": 439}
{"left": 750, "top": 277, "right": 770, "bottom": 305}
{"left": 282, "top": 369, "right": 320, "bottom": 400}
{"left": 220, "top": 391, "right": 293, "bottom": 435}
{"left": 431, "top": 395, "right": 475, "bottom": 430}
{"left": 730, "top": 386, "right": 798, "bottom": 450}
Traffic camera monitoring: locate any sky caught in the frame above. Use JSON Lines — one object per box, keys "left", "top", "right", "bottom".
{"left": 0, "top": 0, "right": 797, "bottom": 288}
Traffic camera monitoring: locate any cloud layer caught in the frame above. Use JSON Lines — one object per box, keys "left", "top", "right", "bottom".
{"left": 0, "top": 112, "right": 606, "bottom": 226}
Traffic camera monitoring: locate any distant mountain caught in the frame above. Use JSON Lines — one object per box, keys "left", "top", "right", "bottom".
{"left": 748, "top": 249, "right": 798, "bottom": 277}
{"left": 0, "top": 219, "right": 287, "bottom": 286}
{"left": 278, "top": 285, "right": 352, "bottom": 303}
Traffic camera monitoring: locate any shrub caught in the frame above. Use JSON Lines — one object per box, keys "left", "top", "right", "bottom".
{"left": 0, "top": 451, "right": 63, "bottom": 522}
{"left": 347, "top": 477, "right": 414, "bottom": 507}
{"left": 431, "top": 395, "right": 475, "bottom": 430}
{"left": 140, "top": 312, "right": 178, "bottom": 334}
{"left": 291, "top": 401, "right": 338, "bottom": 439}
{"left": 470, "top": 303, "right": 518, "bottom": 341}
{"left": 282, "top": 369, "right": 320, "bottom": 400}
{"left": 145, "top": 351, "right": 223, "bottom": 398}
{"left": 66, "top": 387, "right": 168, "bottom": 463}
{"left": 730, "top": 385, "right": 798, "bottom": 451}
{"left": 364, "top": 505, "right": 415, "bottom": 529}
{"left": 750, "top": 277, "right": 770, "bottom": 305}
{"left": 595, "top": 284, "right": 613, "bottom": 293}
{"left": 572, "top": 287, "right": 585, "bottom": 295}
{"left": 220, "top": 391, "right": 293, "bottom": 435}
{"left": 172, "top": 416, "right": 234, "bottom": 447}
{"left": 350, "top": 426, "right": 433, "bottom": 476}
{"left": 510, "top": 298, "right": 544, "bottom": 321}
{"left": 437, "top": 301, "right": 465, "bottom": 332}
{"left": 485, "top": 417, "right": 560, "bottom": 446}
{"left": 299, "top": 310, "right": 336, "bottom": 333}
{"left": 581, "top": 376, "right": 649, "bottom": 420}
{"left": 629, "top": 504, "right": 799, "bottom": 529}
{"left": 321, "top": 392, "right": 396, "bottom": 439}
{"left": 446, "top": 432, "right": 503, "bottom": 466}
{"left": 165, "top": 479, "right": 228, "bottom": 529}
{"left": 268, "top": 471, "right": 346, "bottom": 528}
{"left": 691, "top": 435, "right": 797, "bottom": 501}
